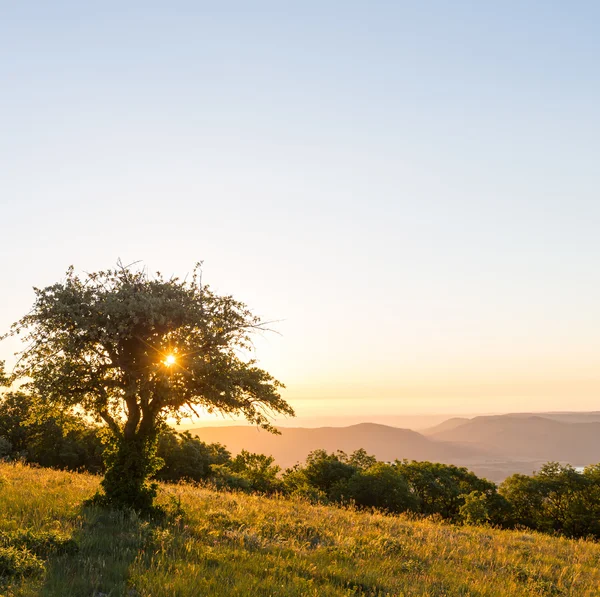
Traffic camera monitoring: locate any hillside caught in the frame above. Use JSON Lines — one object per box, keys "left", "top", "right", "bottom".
{"left": 429, "top": 415, "right": 600, "bottom": 464}
{"left": 505, "top": 412, "right": 600, "bottom": 424}
{"left": 421, "top": 417, "right": 471, "bottom": 435}
{"left": 1, "top": 463, "right": 600, "bottom": 596}
{"left": 189, "top": 423, "right": 496, "bottom": 469}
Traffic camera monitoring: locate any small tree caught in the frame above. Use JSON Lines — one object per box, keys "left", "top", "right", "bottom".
{"left": 156, "top": 430, "right": 230, "bottom": 483}
{"left": 4, "top": 263, "right": 294, "bottom": 511}
{"left": 459, "top": 491, "right": 490, "bottom": 525}
{"left": 346, "top": 462, "right": 419, "bottom": 513}
{"left": 212, "top": 450, "right": 282, "bottom": 494}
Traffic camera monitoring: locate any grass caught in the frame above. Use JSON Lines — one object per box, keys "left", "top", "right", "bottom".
{"left": 0, "top": 463, "right": 599, "bottom": 596}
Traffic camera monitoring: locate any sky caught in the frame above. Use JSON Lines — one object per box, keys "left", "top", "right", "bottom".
{"left": 1, "top": 2, "right": 600, "bottom": 422}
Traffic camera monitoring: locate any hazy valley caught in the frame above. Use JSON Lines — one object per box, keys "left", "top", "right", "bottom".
{"left": 187, "top": 411, "right": 600, "bottom": 482}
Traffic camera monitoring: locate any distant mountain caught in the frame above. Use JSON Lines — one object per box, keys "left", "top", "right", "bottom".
{"left": 189, "top": 423, "right": 494, "bottom": 470}
{"left": 428, "top": 415, "right": 600, "bottom": 465}
{"left": 504, "top": 412, "right": 600, "bottom": 424}
{"left": 275, "top": 414, "right": 463, "bottom": 431}
{"left": 421, "top": 417, "right": 470, "bottom": 436}
{"left": 187, "top": 414, "right": 600, "bottom": 483}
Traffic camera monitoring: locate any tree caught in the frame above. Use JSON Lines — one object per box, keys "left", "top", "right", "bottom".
{"left": 4, "top": 263, "right": 294, "bottom": 511}
{"left": 395, "top": 460, "right": 497, "bottom": 521}
{"left": 499, "top": 473, "right": 544, "bottom": 530}
{"left": 212, "top": 450, "right": 282, "bottom": 494}
{"left": 283, "top": 449, "right": 359, "bottom": 502}
{"left": 459, "top": 491, "right": 490, "bottom": 525}
{"left": 0, "top": 390, "right": 104, "bottom": 472}
{"left": 501, "top": 463, "right": 598, "bottom": 538}
{"left": 346, "top": 462, "right": 419, "bottom": 513}
{"left": 156, "top": 430, "right": 230, "bottom": 483}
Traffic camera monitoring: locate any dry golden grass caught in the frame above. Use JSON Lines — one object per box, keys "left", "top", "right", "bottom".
{"left": 1, "top": 462, "right": 599, "bottom": 596}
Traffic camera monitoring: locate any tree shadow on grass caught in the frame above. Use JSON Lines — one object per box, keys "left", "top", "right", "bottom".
{"left": 40, "top": 506, "right": 154, "bottom": 597}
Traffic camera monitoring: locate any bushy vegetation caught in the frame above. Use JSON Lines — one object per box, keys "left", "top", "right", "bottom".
{"left": 0, "top": 390, "right": 104, "bottom": 473}
{"left": 2, "top": 462, "right": 600, "bottom": 596}
{"left": 499, "top": 462, "right": 600, "bottom": 538}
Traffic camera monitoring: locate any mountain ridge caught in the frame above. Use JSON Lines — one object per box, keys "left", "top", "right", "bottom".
{"left": 186, "top": 413, "right": 600, "bottom": 482}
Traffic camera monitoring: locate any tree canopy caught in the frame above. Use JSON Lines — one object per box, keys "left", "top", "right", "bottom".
{"left": 4, "top": 263, "right": 293, "bottom": 510}
{"left": 0, "top": 362, "right": 7, "bottom": 387}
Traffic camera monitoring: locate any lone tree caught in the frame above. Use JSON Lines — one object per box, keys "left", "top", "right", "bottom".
{"left": 4, "top": 263, "right": 293, "bottom": 511}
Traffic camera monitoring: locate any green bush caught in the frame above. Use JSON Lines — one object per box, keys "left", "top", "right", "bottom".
{"left": 0, "top": 391, "right": 104, "bottom": 472}
{"left": 0, "top": 546, "right": 44, "bottom": 579}
{"left": 346, "top": 462, "right": 419, "bottom": 513}
{"left": 156, "top": 430, "right": 230, "bottom": 483}
{"left": 212, "top": 450, "right": 282, "bottom": 494}
{"left": 459, "top": 491, "right": 490, "bottom": 525}
{"left": 500, "top": 462, "right": 600, "bottom": 538}
{"left": 283, "top": 450, "right": 358, "bottom": 501}
{"left": 395, "top": 460, "right": 498, "bottom": 522}
{"left": 0, "top": 530, "right": 78, "bottom": 558}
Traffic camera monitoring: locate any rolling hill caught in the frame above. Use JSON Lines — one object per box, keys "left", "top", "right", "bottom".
{"left": 189, "top": 422, "right": 496, "bottom": 469}
{"left": 191, "top": 423, "right": 504, "bottom": 468}
{"left": 2, "top": 463, "right": 600, "bottom": 596}
{"left": 427, "top": 415, "right": 600, "bottom": 465}
{"left": 188, "top": 413, "right": 600, "bottom": 482}
{"left": 421, "top": 417, "right": 471, "bottom": 435}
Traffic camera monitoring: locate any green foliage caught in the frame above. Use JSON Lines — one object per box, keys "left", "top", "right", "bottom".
{"left": 0, "top": 546, "right": 44, "bottom": 579}
{"left": 4, "top": 263, "right": 293, "bottom": 511}
{"left": 0, "top": 362, "right": 7, "bottom": 387}
{"left": 0, "top": 390, "right": 104, "bottom": 472}
{"left": 0, "top": 529, "right": 77, "bottom": 558}
{"left": 284, "top": 452, "right": 506, "bottom": 520}
{"left": 395, "top": 460, "right": 499, "bottom": 522}
{"left": 2, "top": 368, "right": 600, "bottom": 541}
{"left": 501, "top": 462, "right": 600, "bottom": 538}
{"left": 284, "top": 450, "right": 358, "bottom": 501}
{"left": 284, "top": 450, "right": 419, "bottom": 514}
{"left": 459, "top": 490, "right": 490, "bottom": 525}
{"left": 345, "top": 448, "right": 378, "bottom": 470}
{"left": 346, "top": 462, "right": 419, "bottom": 513}
{"left": 156, "top": 429, "right": 230, "bottom": 483}
{"left": 97, "top": 431, "right": 164, "bottom": 512}
{"left": 212, "top": 450, "right": 282, "bottom": 494}
{"left": 499, "top": 473, "right": 543, "bottom": 529}
{"left": 0, "top": 391, "right": 35, "bottom": 455}
{"left": 0, "top": 528, "right": 78, "bottom": 584}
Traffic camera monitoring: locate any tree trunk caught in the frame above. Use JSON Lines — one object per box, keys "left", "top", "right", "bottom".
{"left": 100, "top": 429, "right": 160, "bottom": 512}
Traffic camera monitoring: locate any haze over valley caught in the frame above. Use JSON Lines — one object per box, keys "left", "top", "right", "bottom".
{"left": 186, "top": 411, "right": 600, "bottom": 482}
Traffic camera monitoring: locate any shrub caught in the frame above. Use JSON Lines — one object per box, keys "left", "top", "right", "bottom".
{"left": 459, "top": 491, "right": 490, "bottom": 525}
{"left": 283, "top": 450, "right": 358, "bottom": 501}
{"left": 156, "top": 430, "right": 230, "bottom": 483}
{"left": 0, "top": 530, "right": 78, "bottom": 558}
{"left": 395, "top": 460, "right": 497, "bottom": 521}
{"left": 500, "top": 462, "right": 600, "bottom": 538}
{"left": 212, "top": 450, "right": 282, "bottom": 494}
{"left": 346, "top": 462, "right": 419, "bottom": 513}
{"left": 0, "top": 546, "right": 44, "bottom": 578}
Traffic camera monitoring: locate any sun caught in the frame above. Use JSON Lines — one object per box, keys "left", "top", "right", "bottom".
{"left": 164, "top": 354, "right": 176, "bottom": 367}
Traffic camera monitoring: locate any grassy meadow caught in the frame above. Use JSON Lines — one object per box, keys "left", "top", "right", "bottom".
{"left": 0, "top": 462, "right": 599, "bottom": 596}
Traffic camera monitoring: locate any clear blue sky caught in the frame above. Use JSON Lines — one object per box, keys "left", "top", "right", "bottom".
{"left": 2, "top": 2, "right": 599, "bottom": 417}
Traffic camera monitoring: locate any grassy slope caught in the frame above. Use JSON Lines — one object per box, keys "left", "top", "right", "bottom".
{"left": 1, "top": 463, "right": 599, "bottom": 597}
